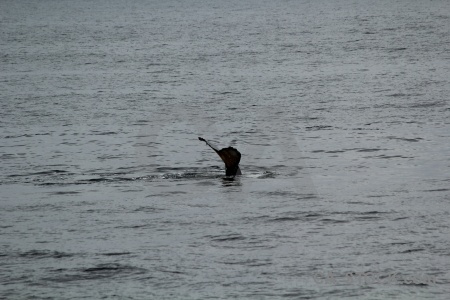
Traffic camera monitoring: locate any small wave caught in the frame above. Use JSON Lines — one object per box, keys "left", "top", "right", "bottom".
{"left": 134, "top": 206, "right": 165, "bottom": 213}
{"left": 37, "top": 175, "right": 159, "bottom": 186}
{"left": 392, "top": 217, "right": 409, "bottom": 221}
{"left": 330, "top": 210, "right": 389, "bottom": 216}
{"left": 18, "top": 250, "right": 74, "bottom": 259}
{"left": 220, "top": 258, "right": 272, "bottom": 267}
{"left": 305, "top": 125, "right": 333, "bottom": 131}
{"left": 320, "top": 218, "right": 350, "bottom": 224}
{"left": 400, "top": 249, "right": 425, "bottom": 254}
{"left": 424, "top": 188, "right": 449, "bottom": 192}
{"left": 372, "top": 154, "right": 413, "bottom": 159}
{"left": 390, "top": 241, "right": 413, "bottom": 245}
{"left": 355, "top": 148, "right": 386, "bottom": 152}
{"left": 1, "top": 154, "right": 18, "bottom": 159}
{"left": 115, "top": 224, "right": 151, "bottom": 229}
{"left": 360, "top": 211, "right": 386, "bottom": 215}
{"left": 89, "top": 131, "right": 118, "bottom": 135}
{"left": 208, "top": 234, "right": 246, "bottom": 242}
{"left": 100, "top": 252, "right": 132, "bottom": 256}
{"left": 47, "top": 191, "right": 81, "bottom": 195}
{"left": 9, "top": 169, "right": 69, "bottom": 177}
{"left": 410, "top": 100, "right": 446, "bottom": 108}
{"left": 82, "top": 264, "right": 143, "bottom": 273}
{"left": 156, "top": 268, "right": 186, "bottom": 275}
{"left": 268, "top": 216, "right": 302, "bottom": 222}
{"left": 44, "top": 264, "right": 147, "bottom": 283}
{"left": 367, "top": 194, "right": 392, "bottom": 198}
{"left": 15, "top": 204, "right": 63, "bottom": 212}
{"left": 3, "top": 133, "right": 50, "bottom": 139}
{"left": 387, "top": 47, "right": 407, "bottom": 52}
{"left": 387, "top": 136, "right": 423, "bottom": 142}
{"left": 355, "top": 215, "right": 381, "bottom": 220}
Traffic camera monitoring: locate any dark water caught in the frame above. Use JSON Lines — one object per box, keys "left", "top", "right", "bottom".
{"left": 1, "top": 0, "right": 449, "bottom": 299}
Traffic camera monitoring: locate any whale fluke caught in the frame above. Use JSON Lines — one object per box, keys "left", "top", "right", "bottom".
{"left": 198, "top": 137, "right": 242, "bottom": 176}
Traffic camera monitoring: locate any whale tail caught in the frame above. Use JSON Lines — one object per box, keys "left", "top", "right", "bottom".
{"left": 198, "top": 137, "right": 241, "bottom": 176}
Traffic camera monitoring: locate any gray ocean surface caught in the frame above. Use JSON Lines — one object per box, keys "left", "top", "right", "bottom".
{"left": 1, "top": 0, "right": 449, "bottom": 299}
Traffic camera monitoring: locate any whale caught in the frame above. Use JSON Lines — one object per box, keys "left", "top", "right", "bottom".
{"left": 198, "top": 137, "right": 242, "bottom": 176}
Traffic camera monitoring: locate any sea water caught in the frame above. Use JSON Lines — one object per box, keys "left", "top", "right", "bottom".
{"left": 1, "top": 0, "right": 449, "bottom": 298}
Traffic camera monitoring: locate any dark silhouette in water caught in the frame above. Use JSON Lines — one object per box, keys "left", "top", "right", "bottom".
{"left": 198, "top": 137, "right": 242, "bottom": 176}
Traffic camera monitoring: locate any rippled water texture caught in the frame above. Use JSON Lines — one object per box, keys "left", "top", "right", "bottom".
{"left": 1, "top": 0, "right": 449, "bottom": 299}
